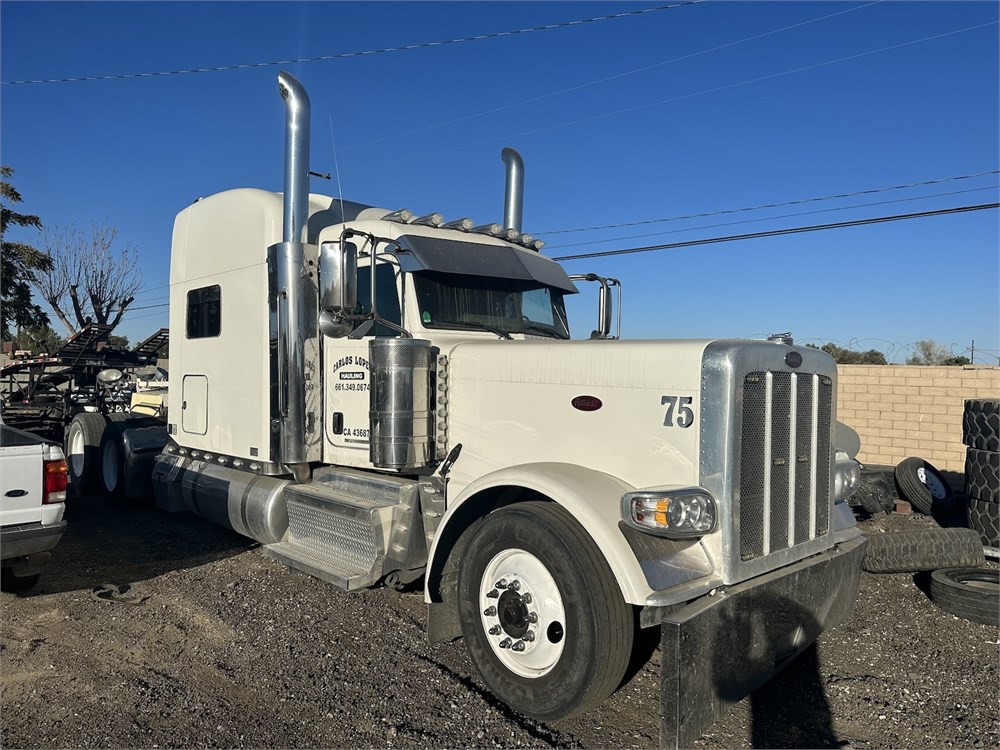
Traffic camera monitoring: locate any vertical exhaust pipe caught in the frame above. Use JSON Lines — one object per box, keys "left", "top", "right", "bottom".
{"left": 278, "top": 71, "right": 310, "bottom": 244}
{"left": 501, "top": 147, "right": 523, "bottom": 234}
{"left": 271, "top": 71, "right": 313, "bottom": 473}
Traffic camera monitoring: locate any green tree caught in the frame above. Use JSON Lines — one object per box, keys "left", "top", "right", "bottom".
{"left": 18, "top": 322, "right": 65, "bottom": 354}
{"left": 906, "top": 339, "right": 967, "bottom": 366}
{"left": 1, "top": 166, "right": 51, "bottom": 339}
{"left": 806, "top": 342, "right": 887, "bottom": 365}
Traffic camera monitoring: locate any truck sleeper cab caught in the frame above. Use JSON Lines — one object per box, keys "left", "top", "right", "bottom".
{"left": 152, "top": 71, "right": 865, "bottom": 748}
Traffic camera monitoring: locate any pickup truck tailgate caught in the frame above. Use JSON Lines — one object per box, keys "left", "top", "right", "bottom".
{"left": 0, "top": 425, "right": 44, "bottom": 526}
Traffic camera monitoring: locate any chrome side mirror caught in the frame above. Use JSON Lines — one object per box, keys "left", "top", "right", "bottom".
{"left": 319, "top": 240, "right": 358, "bottom": 338}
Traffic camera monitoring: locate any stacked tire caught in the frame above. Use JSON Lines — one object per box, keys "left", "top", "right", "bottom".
{"left": 962, "top": 399, "right": 999, "bottom": 549}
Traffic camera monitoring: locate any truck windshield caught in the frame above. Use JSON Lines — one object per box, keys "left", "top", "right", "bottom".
{"left": 413, "top": 272, "right": 570, "bottom": 339}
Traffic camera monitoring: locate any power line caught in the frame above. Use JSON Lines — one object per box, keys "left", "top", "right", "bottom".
{"left": 355, "top": 20, "right": 999, "bottom": 170}
{"left": 124, "top": 302, "right": 169, "bottom": 312}
{"left": 538, "top": 170, "right": 1000, "bottom": 237}
{"left": 545, "top": 184, "right": 998, "bottom": 250}
{"left": 338, "top": 0, "right": 883, "bottom": 153}
{"left": 551, "top": 203, "right": 999, "bottom": 262}
{"left": 1, "top": 2, "right": 703, "bottom": 86}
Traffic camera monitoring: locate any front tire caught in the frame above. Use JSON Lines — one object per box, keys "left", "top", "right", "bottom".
{"left": 457, "top": 502, "right": 633, "bottom": 722}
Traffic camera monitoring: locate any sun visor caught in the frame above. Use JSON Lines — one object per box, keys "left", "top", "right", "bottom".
{"left": 393, "top": 234, "right": 578, "bottom": 293}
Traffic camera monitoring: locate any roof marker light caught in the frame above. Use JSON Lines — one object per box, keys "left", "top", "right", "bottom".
{"left": 413, "top": 213, "right": 444, "bottom": 227}
{"left": 443, "top": 218, "right": 473, "bottom": 231}
{"left": 384, "top": 209, "right": 413, "bottom": 223}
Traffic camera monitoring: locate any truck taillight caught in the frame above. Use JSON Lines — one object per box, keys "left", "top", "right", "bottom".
{"left": 44, "top": 459, "right": 68, "bottom": 504}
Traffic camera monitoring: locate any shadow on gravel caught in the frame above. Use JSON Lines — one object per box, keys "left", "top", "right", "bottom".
{"left": 15, "top": 491, "right": 257, "bottom": 598}
{"left": 415, "top": 654, "right": 584, "bottom": 749}
{"left": 746, "top": 644, "right": 846, "bottom": 749}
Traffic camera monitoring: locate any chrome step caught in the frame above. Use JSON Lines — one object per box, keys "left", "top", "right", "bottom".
{"left": 263, "top": 470, "right": 424, "bottom": 590}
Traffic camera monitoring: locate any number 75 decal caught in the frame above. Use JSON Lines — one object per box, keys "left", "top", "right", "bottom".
{"left": 662, "top": 395, "right": 694, "bottom": 428}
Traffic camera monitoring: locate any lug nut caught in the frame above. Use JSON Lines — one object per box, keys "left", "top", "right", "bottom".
{"left": 512, "top": 640, "right": 526, "bottom": 652}
{"left": 494, "top": 579, "right": 508, "bottom": 589}
{"left": 488, "top": 625, "right": 501, "bottom": 636}
{"left": 522, "top": 631, "right": 535, "bottom": 642}
{"left": 483, "top": 606, "right": 497, "bottom": 617}
{"left": 509, "top": 580, "right": 521, "bottom": 591}
{"left": 499, "top": 638, "right": 512, "bottom": 649}
{"left": 521, "top": 593, "right": 532, "bottom": 604}
{"left": 486, "top": 589, "right": 500, "bottom": 599}
{"left": 526, "top": 612, "right": 538, "bottom": 624}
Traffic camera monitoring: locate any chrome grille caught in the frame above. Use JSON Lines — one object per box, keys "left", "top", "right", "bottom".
{"left": 738, "top": 371, "right": 833, "bottom": 561}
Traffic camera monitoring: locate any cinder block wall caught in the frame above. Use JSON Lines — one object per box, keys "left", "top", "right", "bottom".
{"left": 836, "top": 365, "right": 1000, "bottom": 474}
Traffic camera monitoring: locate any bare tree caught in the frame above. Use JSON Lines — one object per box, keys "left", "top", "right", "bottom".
{"left": 906, "top": 339, "right": 968, "bottom": 366}
{"left": 34, "top": 222, "right": 142, "bottom": 335}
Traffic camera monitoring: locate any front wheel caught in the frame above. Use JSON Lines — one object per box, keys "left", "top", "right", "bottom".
{"left": 457, "top": 502, "right": 633, "bottom": 722}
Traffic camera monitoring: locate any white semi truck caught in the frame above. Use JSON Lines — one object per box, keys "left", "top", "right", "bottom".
{"left": 152, "top": 72, "right": 866, "bottom": 746}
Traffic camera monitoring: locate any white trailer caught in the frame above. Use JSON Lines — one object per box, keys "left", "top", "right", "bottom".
{"left": 152, "top": 72, "right": 866, "bottom": 746}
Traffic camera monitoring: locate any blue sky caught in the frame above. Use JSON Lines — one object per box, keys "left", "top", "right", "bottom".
{"left": 2, "top": 1, "right": 998, "bottom": 363}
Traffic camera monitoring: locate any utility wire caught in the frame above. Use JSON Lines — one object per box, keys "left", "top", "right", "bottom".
{"left": 551, "top": 203, "right": 999, "bottom": 261}
{"left": 545, "top": 184, "right": 999, "bottom": 249}
{"left": 358, "top": 19, "right": 999, "bottom": 169}
{"left": 1, "top": 2, "right": 702, "bottom": 86}
{"left": 338, "top": 0, "right": 882, "bottom": 153}
{"left": 538, "top": 171, "right": 1000, "bottom": 236}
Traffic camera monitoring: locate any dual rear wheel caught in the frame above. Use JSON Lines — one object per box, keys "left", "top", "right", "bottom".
{"left": 65, "top": 412, "right": 134, "bottom": 500}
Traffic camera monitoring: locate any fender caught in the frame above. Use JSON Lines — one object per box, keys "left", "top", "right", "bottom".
{"left": 425, "top": 462, "right": 653, "bottom": 606}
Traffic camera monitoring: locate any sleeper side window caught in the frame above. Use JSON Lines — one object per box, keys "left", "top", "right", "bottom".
{"left": 186, "top": 284, "right": 221, "bottom": 339}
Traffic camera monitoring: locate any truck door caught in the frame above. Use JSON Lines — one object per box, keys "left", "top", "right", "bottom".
{"left": 323, "top": 260, "right": 403, "bottom": 468}
{"left": 181, "top": 374, "right": 209, "bottom": 435}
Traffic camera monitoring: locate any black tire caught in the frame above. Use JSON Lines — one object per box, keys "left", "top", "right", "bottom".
{"left": 852, "top": 476, "right": 895, "bottom": 515}
{"left": 65, "top": 412, "right": 108, "bottom": 495}
{"left": 457, "top": 502, "right": 633, "bottom": 722}
{"left": 894, "top": 457, "right": 955, "bottom": 515}
{"left": 962, "top": 399, "right": 1000, "bottom": 452}
{"left": 964, "top": 448, "right": 999, "bottom": 504}
{"left": 928, "top": 567, "right": 999, "bottom": 626}
{"left": 1, "top": 568, "right": 41, "bottom": 592}
{"left": 98, "top": 420, "right": 129, "bottom": 502}
{"left": 967, "top": 498, "right": 1000, "bottom": 548}
{"left": 862, "top": 527, "right": 985, "bottom": 573}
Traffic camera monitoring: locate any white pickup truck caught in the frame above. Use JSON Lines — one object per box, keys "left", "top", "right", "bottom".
{"left": 0, "top": 418, "right": 68, "bottom": 591}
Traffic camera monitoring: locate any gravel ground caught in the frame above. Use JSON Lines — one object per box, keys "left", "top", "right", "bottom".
{"left": 2, "top": 496, "right": 997, "bottom": 749}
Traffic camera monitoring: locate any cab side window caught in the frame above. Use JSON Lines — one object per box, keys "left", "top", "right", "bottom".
{"left": 186, "top": 285, "right": 221, "bottom": 339}
{"left": 356, "top": 263, "right": 402, "bottom": 337}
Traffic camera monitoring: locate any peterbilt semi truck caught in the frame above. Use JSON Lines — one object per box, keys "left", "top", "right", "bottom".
{"left": 152, "top": 72, "right": 866, "bottom": 747}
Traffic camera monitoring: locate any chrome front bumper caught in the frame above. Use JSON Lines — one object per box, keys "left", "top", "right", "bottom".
{"left": 658, "top": 533, "right": 866, "bottom": 749}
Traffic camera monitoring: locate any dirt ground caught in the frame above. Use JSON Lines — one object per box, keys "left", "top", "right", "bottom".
{"left": 2, "top": 496, "right": 997, "bottom": 750}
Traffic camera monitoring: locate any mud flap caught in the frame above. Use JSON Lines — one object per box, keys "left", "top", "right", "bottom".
{"left": 659, "top": 535, "right": 866, "bottom": 749}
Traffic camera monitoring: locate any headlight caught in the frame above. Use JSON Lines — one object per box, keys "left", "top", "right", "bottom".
{"left": 833, "top": 451, "right": 861, "bottom": 502}
{"left": 621, "top": 488, "right": 717, "bottom": 538}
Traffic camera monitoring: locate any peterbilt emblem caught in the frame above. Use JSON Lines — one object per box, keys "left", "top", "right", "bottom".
{"left": 571, "top": 396, "right": 603, "bottom": 412}
{"left": 785, "top": 351, "right": 803, "bottom": 368}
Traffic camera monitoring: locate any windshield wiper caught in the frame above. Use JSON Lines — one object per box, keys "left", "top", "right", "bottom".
{"left": 449, "top": 322, "right": 513, "bottom": 340}
{"left": 521, "top": 322, "right": 568, "bottom": 340}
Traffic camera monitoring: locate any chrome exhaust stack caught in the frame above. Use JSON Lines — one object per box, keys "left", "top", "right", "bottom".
{"left": 278, "top": 71, "right": 310, "bottom": 244}
{"left": 269, "top": 71, "right": 318, "bottom": 474}
{"left": 501, "top": 147, "right": 524, "bottom": 234}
